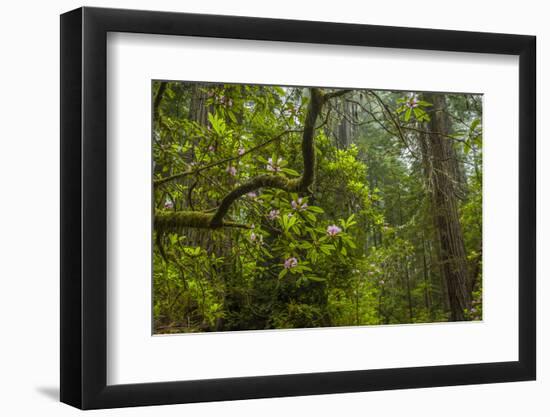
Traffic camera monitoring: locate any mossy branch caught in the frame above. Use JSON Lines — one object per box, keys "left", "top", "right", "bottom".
{"left": 155, "top": 211, "right": 251, "bottom": 231}
{"left": 210, "top": 174, "right": 300, "bottom": 227}
{"left": 155, "top": 88, "right": 336, "bottom": 231}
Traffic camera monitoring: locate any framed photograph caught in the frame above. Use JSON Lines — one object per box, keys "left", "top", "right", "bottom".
{"left": 60, "top": 6, "right": 536, "bottom": 409}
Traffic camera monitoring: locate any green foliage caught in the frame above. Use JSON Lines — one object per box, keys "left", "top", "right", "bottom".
{"left": 152, "top": 82, "right": 483, "bottom": 333}
{"left": 396, "top": 93, "right": 432, "bottom": 122}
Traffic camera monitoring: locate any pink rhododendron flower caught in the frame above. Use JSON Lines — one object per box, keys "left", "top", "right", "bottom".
{"left": 247, "top": 192, "right": 257, "bottom": 198}
{"left": 238, "top": 147, "right": 245, "bottom": 156}
{"left": 250, "top": 230, "right": 263, "bottom": 244}
{"left": 327, "top": 224, "right": 342, "bottom": 236}
{"left": 405, "top": 93, "right": 419, "bottom": 109}
{"left": 291, "top": 197, "right": 308, "bottom": 211}
{"left": 284, "top": 257, "right": 298, "bottom": 269}
{"left": 226, "top": 166, "right": 237, "bottom": 176}
{"left": 268, "top": 209, "right": 280, "bottom": 220}
{"left": 266, "top": 157, "right": 283, "bottom": 172}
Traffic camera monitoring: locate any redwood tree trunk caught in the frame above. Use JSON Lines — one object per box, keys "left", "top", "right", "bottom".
{"left": 422, "top": 94, "right": 470, "bottom": 321}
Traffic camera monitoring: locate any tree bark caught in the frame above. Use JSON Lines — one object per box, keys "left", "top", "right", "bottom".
{"left": 421, "top": 236, "right": 433, "bottom": 317}
{"left": 188, "top": 83, "right": 210, "bottom": 126}
{"left": 422, "top": 94, "right": 471, "bottom": 321}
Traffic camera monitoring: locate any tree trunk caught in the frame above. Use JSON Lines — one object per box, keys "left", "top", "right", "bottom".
{"left": 188, "top": 83, "right": 209, "bottom": 126}
{"left": 421, "top": 236, "right": 433, "bottom": 317}
{"left": 331, "top": 96, "right": 355, "bottom": 148}
{"left": 422, "top": 94, "right": 471, "bottom": 321}
{"left": 404, "top": 261, "right": 413, "bottom": 322}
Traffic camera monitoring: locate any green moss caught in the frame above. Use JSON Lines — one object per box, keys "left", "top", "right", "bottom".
{"left": 155, "top": 211, "right": 214, "bottom": 232}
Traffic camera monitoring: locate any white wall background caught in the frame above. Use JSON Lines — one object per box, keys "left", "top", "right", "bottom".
{"left": 0, "top": 0, "right": 545, "bottom": 415}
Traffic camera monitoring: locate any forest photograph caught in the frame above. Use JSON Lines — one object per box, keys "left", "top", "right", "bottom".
{"left": 152, "top": 81, "right": 483, "bottom": 334}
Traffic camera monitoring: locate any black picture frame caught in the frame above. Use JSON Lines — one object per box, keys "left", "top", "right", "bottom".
{"left": 60, "top": 6, "right": 536, "bottom": 410}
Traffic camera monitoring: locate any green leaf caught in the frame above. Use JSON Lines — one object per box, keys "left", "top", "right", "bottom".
{"left": 280, "top": 215, "right": 289, "bottom": 230}
{"left": 405, "top": 108, "right": 412, "bottom": 122}
{"left": 473, "top": 135, "right": 482, "bottom": 148}
{"left": 344, "top": 238, "right": 357, "bottom": 249}
{"left": 207, "top": 112, "right": 218, "bottom": 129}
{"left": 310, "top": 251, "right": 318, "bottom": 263}
{"left": 305, "top": 213, "right": 317, "bottom": 223}
{"left": 274, "top": 86, "right": 286, "bottom": 96}
{"left": 469, "top": 118, "right": 481, "bottom": 136}
{"left": 308, "top": 206, "right": 324, "bottom": 214}
{"left": 261, "top": 247, "right": 273, "bottom": 258}
{"left": 282, "top": 168, "right": 300, "bottom": 176}
{"left": 287, "top": 216, "right": 297, "bottom": 229}
{"left": 227, "top": 111, "right": 237, "bottom": 123}
{"left": 320, "top": 245, "right": 333, "bottom": 255}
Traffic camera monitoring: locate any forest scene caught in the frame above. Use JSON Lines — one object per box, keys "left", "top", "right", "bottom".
{"left": 152, "top": 81, "right": 483, "bottom": 334}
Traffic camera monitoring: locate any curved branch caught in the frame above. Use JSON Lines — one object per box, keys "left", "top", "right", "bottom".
{"left": 210, "top": 174, "right": 300, "bottom": 227}
{"left": 155, "top": 87, "right": 327, "bottom": 231}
